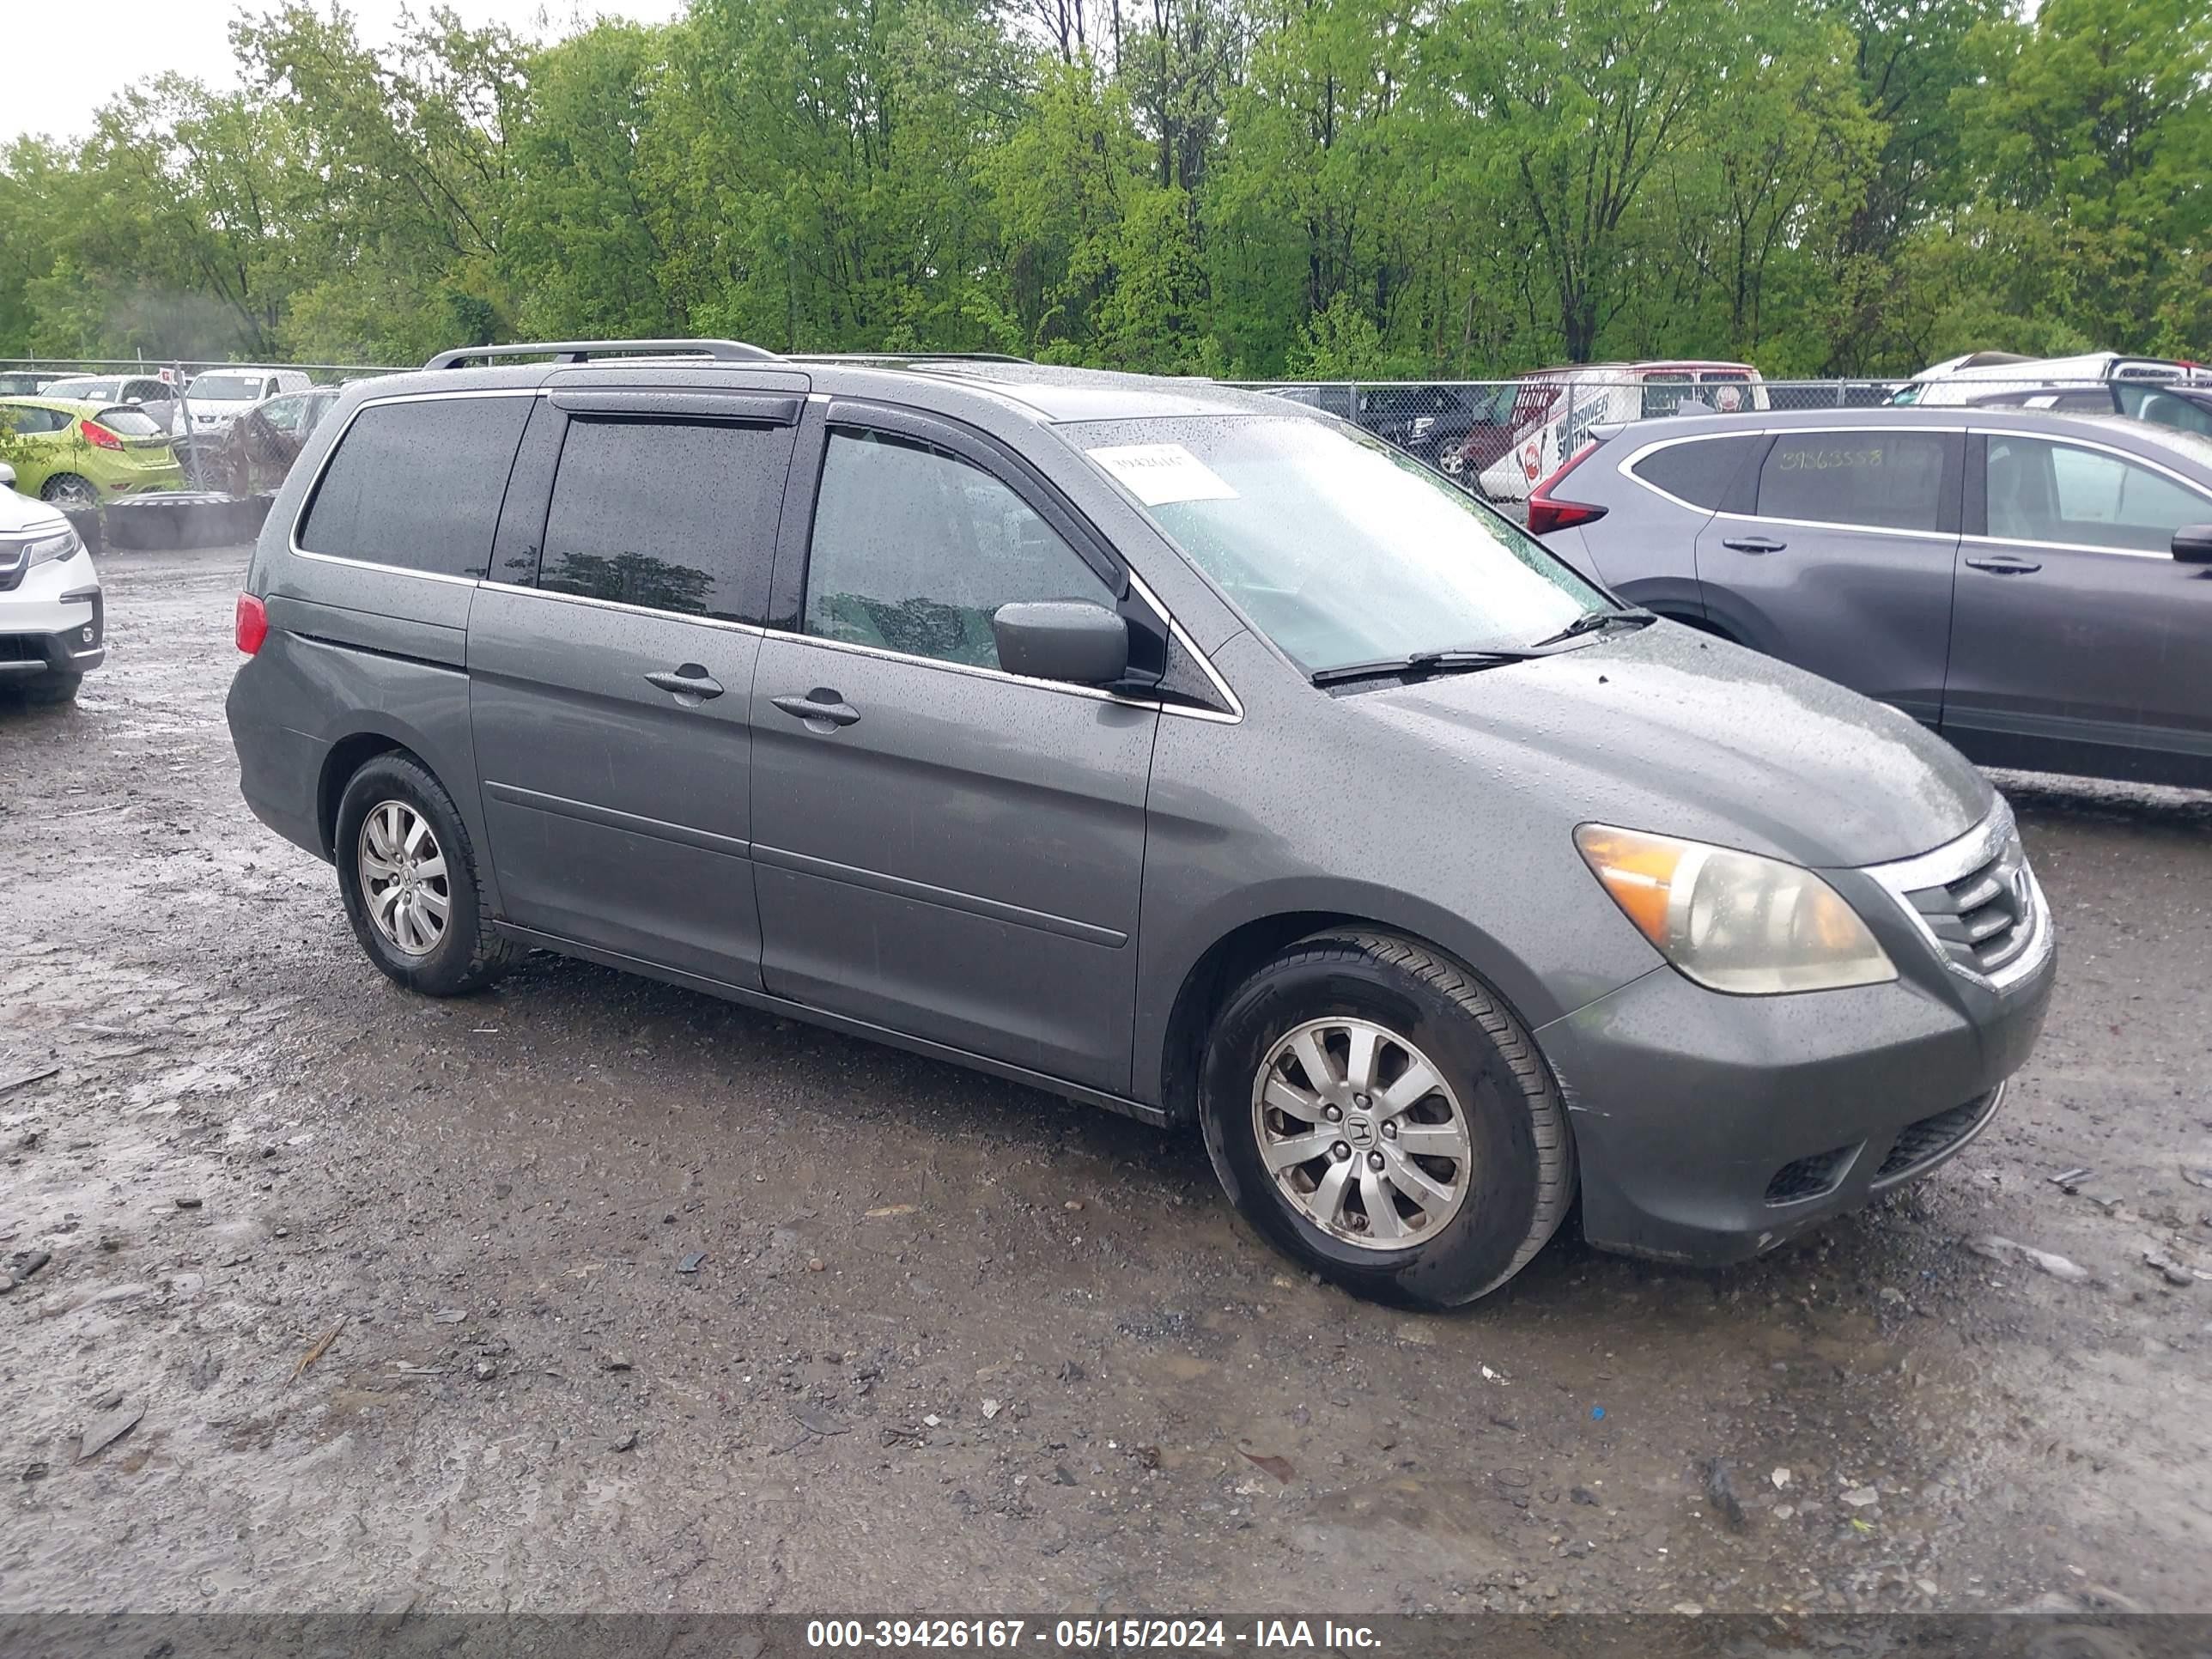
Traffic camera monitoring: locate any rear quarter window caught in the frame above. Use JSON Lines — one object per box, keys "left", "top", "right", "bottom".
{"left": 1629, "top": 435, "right": 1761, "bottom": 509}
{"left": 1756, "top": 430, "right": 1950, "bottom": 532}
{"left": 297, "top": 396, "right": 532, "bottom": 579}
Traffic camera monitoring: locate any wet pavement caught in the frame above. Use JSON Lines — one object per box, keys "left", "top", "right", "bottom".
{"left": 3, "top": 544, "right": 2209, "bottom": 1614}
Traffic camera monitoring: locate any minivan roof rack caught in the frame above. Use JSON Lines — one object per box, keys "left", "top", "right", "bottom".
{"left": 422, "top": 339, "right": 781, "bottom": 370}
{"left": 787, "top": 352, "right": 1032, "bottom": 365}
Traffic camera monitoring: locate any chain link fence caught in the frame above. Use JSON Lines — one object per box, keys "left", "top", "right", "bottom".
{"left": 0, "top": 356, "right": 404, "bottom": 387}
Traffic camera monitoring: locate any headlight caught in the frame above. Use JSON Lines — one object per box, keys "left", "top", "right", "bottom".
{"left": 1574, "top": 824, "right": 1895, "bottom": 995}
{"left": 26, "top": 527, "right": 83, "bottom": 567}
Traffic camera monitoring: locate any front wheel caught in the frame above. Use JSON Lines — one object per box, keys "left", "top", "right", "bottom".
{"left": 1199, "top": 930, "right": 1574, "bottom": 1308}
{"left": 333, "top": 752, "right": 514, "bottom": 996}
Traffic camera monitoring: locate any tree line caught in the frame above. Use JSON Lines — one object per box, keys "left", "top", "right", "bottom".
{"left": 0, "top": 0, "right": 2204, "bottom": 380}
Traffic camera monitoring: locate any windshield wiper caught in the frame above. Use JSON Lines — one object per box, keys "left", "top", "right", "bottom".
{"left": 1310, "top": 647, "right": 1542, "bottom": 688}
{"left": 1527, "top": 607, "right": 1654, "bottom": 650}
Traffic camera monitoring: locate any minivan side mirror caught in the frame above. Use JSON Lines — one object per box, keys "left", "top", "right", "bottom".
{"left": 0, "top": 461, "right": 15, "bottom": 490}
{"left": 992, "top": 600, "right": 1129, "bottom": 685}
{"left": 2174, "top": 524, "right": 2212, "bottom": 565}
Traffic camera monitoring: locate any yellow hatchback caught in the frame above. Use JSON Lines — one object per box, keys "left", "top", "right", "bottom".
{"left": 0, "top": 396, "right": 185, "bottom": 507}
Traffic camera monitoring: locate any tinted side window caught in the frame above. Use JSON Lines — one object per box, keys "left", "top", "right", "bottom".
{"left": 1986, "top": 435, "right": 2212, "bottom": 553}
{"left": 805, "top": 428, "right": 1115, "bottom": 672}
{"left": 299, "top": 397, "right": 531, "bottom": 577}
{"left": 1631, "top": 436, "right": 1759, "bottom": 509}
{"left": 1757, "top": 431, "right": 1948, "bottom": 532}
{"left": 4, "top": 404, "right": 68, "bottom": 434}
{"left": 538, "top": 416, "right": 791, "bottom": 623}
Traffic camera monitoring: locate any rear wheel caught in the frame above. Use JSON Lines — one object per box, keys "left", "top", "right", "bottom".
{"left": 334, "top": 752, "right": 514, "bottom": 996}
{"left": 40, "top": 474, "right": 98, "bottom": 509}
{"left": 1199, "top": 929, "right": 1574, "bottom": 1308}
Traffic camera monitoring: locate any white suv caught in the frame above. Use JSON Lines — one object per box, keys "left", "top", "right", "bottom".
{"left": 0, "top": 462, "right": 104, "bottom": 704}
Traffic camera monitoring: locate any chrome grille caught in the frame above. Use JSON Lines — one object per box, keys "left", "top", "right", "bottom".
{"left": 1905, "top": 833, "right": 2034, "bottom": 977}
{"left": 1866, "top": 803, "right": 2051, "bottom": 992}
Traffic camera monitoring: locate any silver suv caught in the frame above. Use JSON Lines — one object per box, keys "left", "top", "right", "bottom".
{"left": 226, "top": 341, "right": 2055, "bottom": 1307}
{"left": 1532, "top": 406, "right": 2212, "bottom": 789}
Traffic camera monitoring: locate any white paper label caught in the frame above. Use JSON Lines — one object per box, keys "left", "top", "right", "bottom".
{"left": 1086, "top": 442, "right": 1238, "bottom": 507}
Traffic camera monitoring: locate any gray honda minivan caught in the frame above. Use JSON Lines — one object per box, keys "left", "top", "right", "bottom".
{"left": 226, "top": 341, "right": 2056, "bottom": 1307}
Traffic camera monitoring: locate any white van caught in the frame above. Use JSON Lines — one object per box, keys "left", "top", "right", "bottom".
{"left": 1477, "top": 361, "right": 1767, "bottom": 501}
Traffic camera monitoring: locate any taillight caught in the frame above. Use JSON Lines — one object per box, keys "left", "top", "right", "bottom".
{"left": 235, "top": 592, "right": 269, "bottom": 655}
{"left": 81, "top": 418, "right": 123, "bottom": 451}
{"left": 1525, "top": 441, "right": 1608, "bottom": 537}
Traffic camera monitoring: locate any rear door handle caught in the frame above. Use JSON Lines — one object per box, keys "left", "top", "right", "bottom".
{"left": 1965, "top": 554, "right": 2043, "bottom": 575}
{"left": 771, "top": 689, "right": 861, "bottom": 728}
{"left": 1721, "top": 537, "right": 1787, "bottom": 554}
{"left": 645, "top": 665, "right": 724, "bottom": 701}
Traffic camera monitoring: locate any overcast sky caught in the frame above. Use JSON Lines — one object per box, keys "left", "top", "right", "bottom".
{"left": 5, "top": 1, "right": 685, "bottom": 147}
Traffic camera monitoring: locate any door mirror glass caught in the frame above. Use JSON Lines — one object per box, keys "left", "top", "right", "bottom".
{"left": 2174, "top": 525, "right": 2212, "bottom": 565}
{"left": 991, "top": 601, "right": 1129, "bottom": 685}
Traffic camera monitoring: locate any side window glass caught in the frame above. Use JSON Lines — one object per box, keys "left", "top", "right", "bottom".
{"left": 1987, "top": 436, "right": 2209, "bottom": 553}
{"left": 261, "top": 395, "right": 304, "bottom": 433}
{"left": 1630, "top": 436, "right": 1759, "bottom": 509}
{"left": 1756, "top": 431, "right": 1948, "bottom": 532}
{"left": 2124, "top": 388, "right": 2212, "bottom": 438}
{"left": 538, "top": 416, "right": 792, "bottom": 622}
{"left": 804, "top": 428, "right": 1115, "bottom": 673}
{"left": 297, "top": 396, "right": 532, "bottom": 578}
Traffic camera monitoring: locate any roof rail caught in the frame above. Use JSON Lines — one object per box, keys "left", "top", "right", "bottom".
{"left": 787, "top": 352, "right": 1032, "bottom": 365}
{"left": 422, "top": 339, "right": 781, "bottom": 370}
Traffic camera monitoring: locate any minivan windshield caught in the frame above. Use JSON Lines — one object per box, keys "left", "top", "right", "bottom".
{"left": 1073, "top": 415, "right": 1608, "bottom": 675}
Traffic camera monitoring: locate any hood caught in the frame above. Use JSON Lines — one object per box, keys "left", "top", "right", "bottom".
{"left": 1352, "top": 623, "right": 1992, "bottom": 867}
{"left": 0, "top": 486, "right": 70, "bottom": 537}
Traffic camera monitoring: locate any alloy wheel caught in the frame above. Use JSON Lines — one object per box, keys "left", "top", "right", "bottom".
{"left": 358, "top": 799, "right": 451, "bottom": 957}
{"left": 1249, "top": 1017, "right": 1474, "bottom": 1251}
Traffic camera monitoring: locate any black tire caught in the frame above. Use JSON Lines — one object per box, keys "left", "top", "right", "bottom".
{"left": 40, "top": 474, "right": 98, "bottom": 510}
{"left": 1198, "top": 929, "right": 1574, "bottom": 1309}
{"left": 20, "top": 673, "right": 81, "bottom": 706}
{"left": 333, "top": 751, "right": 514, "bottom": 996}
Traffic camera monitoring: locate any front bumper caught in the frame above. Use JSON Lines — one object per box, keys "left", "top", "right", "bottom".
{"left": 0, "top": 549, "right": 105, "bottom": 678}
{"left": 1537, "top": 816, "right": 2056, "bottom": 1267}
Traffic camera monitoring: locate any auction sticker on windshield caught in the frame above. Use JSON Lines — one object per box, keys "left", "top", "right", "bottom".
{"left": 1086, "top": 443, "right": 1238, "bottom": 507}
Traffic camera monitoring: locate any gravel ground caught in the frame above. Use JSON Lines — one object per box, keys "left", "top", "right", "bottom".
{"left": 3, "top": 543, "right": 2209, "bottom": 1615}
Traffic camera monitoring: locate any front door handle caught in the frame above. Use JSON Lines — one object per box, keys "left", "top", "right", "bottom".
{"left": 645, "top": 664, "right": 724, "bottom": 701}
{"left": 771, "top": 689, "right": 861, "bottom": 728}
{"left": 1721, "top": 536, "right": 1787, "bottom": 554}
{"left": 1965, "top": 554, "right": 2043, "bottom": 575}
